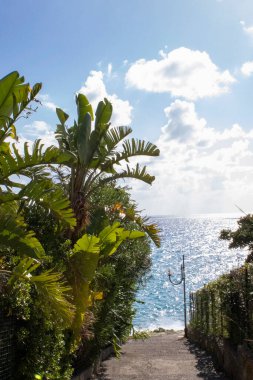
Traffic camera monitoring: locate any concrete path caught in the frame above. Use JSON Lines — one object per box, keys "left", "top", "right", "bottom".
{"left": 94, "top": 331, "right": 228, "bottom": 380}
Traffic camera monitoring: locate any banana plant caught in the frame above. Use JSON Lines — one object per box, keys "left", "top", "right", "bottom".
{"left": 0, "top": 71, "right": 41, "bottom": 152}
{"left": 66, "top": 222, "right": 145, "bottom": 338}
{"left": 55, "top": 94, "right": 160, "bottom": 236}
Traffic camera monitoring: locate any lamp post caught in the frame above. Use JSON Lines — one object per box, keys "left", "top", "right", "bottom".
{"left": 168, "top": 255, "right": 187, "bottom": 336}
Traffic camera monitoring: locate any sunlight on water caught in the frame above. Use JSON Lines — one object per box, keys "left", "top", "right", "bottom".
{"left": 133, "top": 214, "right": 247, "bottom": 331}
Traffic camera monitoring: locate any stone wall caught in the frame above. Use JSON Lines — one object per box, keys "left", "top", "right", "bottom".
{"left": 72, "top": 345, "right": 115, "bottom": 380}
{"left": 188, "top": 328, "right": 253, "bottom": 380}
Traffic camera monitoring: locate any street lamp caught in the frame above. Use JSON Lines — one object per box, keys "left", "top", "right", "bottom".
{"left": 168, "top": 255, "right": 187, "bottom": 336}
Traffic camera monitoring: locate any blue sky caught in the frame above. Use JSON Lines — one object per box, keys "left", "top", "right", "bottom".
{"left": 2, "top": 0, "right": 253, "bottom": 215}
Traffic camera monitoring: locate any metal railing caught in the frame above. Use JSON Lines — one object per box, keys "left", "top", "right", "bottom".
{"left": 189, "top": 264, "right": 253, "bottom": 347}
{"left": 0, "top": 311, "right": 15, "bottom": 380}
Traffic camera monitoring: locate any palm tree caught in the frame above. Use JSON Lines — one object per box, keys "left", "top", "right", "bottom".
{"left": 55, "top": 94, "right": 160, "bottom": 237}
{"left": 0, "top": 71, "right": 76, "bottom": 325}
{"left": 0, "top": 72, "right": 150, "bottom": 335}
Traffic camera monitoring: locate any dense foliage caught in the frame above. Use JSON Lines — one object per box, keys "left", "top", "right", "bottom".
{"left": 73, "top": 184, "right": 153, "bottom": 372}
{"left": 189, "top": 264, "right": 253, "bottom": 347}
{"left": 55, "top": 94, "right": 159, "bottom": 237}
{"left": 0, "top": 71, "right": 160, "bottom": 379}
{"left": 220, "top": 214, "right": 253, "bottom": 262}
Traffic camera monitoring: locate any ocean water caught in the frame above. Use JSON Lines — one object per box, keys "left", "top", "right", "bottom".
{"left": 133, "top": 214, "right": 247, "bottom": 331}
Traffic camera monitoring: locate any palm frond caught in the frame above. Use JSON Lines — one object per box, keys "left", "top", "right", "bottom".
{"left": 31, "top": 269, "right": 75, "bottom": 326}
{"left": 101, "top": 138, "right": 159, "bottom": 171}
{"left": 103, "top": 126, "right": 132, "bottom": 153}
{"left": 0, "top": 180, "right": 76, "bottom": 228}
{"left": 122, "top": 206, "right": 161, "bottom": 248}
{"left": 122, "top": 139, "right": 160, "bottom": 157}
{"left": 19, "top": 180, "right": 76, "bottom": 228}
{"left": 0, "top": 140, "right": 73, "bottom": 185}
{"left": 137, "top": 220, "right": 161, "bottom": 247}
{"left": 99, "top": 163, "right": 155, "bottom": 186}
{"left": 0, "top": 204, "right": 45, "bottom": 258}
{"left": 9, "top": 257, "right": 74, "bottom": 326}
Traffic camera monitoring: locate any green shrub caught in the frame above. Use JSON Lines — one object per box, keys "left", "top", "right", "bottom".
{"left": 190, "top": 264, "right": 253, "bottom": 347}
{"left": 73, "top": 184, "right": 152, "bottom": 371}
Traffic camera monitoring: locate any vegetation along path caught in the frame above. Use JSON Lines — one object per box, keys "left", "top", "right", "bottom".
{"left": 94, "top": 331, "right": 228, "bottom": 380}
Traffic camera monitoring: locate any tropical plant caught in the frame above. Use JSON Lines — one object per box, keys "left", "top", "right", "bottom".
{"left": 55, "top": 94, "right": 160, "bottom": 237}
{"left": 0, "top": 71, "right": 76, "bottom": 324}
{"left": 220, "top": 214, "right": 253, "bottom": 262}
{"left": 87, "top": 181, "right": 161, "bottom": 247}
{"left": 73, "top": 182, "right": 154, "bottom": 371}
{"left": 189, "top": 264, "right": 253, "bottom": 347}
{"left": 0, "top": 72, "right": 159, "bottom": 378}
{"left": 0, "top": 70, "right": 40, "bottom": 149}
{"left": 66, "top": 221, "right": 145, "bottom": 338}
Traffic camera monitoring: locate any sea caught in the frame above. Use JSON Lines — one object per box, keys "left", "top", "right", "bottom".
{"left": 133, "top": 214, "right": 248, "bottom": 331}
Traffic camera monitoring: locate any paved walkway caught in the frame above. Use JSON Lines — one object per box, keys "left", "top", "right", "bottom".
{"left": 94, "top": 332, "right": 228, "bottom": 380}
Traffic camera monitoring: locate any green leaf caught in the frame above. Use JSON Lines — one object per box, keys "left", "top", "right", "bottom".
{"left": 100, "top": 163, "right": 155, "bottom": 186}
{"left": 0, "top": 71, "right": 19, "bottom": 112}
{"left": 31, "top": 269, "right": 74, "bottom": 326}
{"left": 68, "top": 233, "right": 101, "bottom": 337}
{"left": 0, "top": 72, "right": 32, "bottom": 124}
{"left": 73, "top": 234, "right": 100, "bottom": 257}
{"left": 77, "top": 112, "right": 91, "bottom": 165}
{"left": 98, "top": 221, "right": 122, "bottom": 245}
{"left": 9, "top": 257, "right": 74, "bottom": 327}
{"left": 76, "top": 93, "right": 94, "bottom": 122}
{"left": 0, "top": 204, "right": 45, "bottom": 258}
{"left": 99, "top": 223, "right": 144, "bottom": 257}
{"left": 9, "top": 258, "right": 40, "bottom": 285}
{"left": 124, "top": 230, "right": 145, "bottom": 239}
{"left": 103, "top": 126, "right": 132, "bottom": 153}
{"left": 101, "top": 138, "right": 160, "bottom": 171}
{"left": 17, "top": 180, "right": 76, "bottom": 228}
{"left": 95, "top": 98, "right": 113, "bottom": 129}
{"left": 0, "top": 140, "right": 72, "bottom": 184}
{"left": 56, "top": 107, "right": 69, "bottom": 124}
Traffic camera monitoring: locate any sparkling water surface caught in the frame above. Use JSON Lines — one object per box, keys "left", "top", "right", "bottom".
{"left": 133, "top": 214, "right": 247, "bottom": 331}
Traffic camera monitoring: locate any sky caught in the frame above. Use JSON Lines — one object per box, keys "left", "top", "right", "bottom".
{"left": 2, "top": 0, "right": 253, "bottom": 215}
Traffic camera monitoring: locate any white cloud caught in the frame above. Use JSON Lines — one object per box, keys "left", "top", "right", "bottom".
{"left": 21, "top": 121, "right": 57, "bottom": 147}
{"left": 38, "top": 94, "right": 58, "bottom": 111}
{"left": 125, "top": 47, "right": 235, "bottom": 100}
{"left": 107, "top": 63, "right": 113, "bottom": 77}
{"left": 130, "top": 100, "right": 253, "bottom": 215}
{"left": 162, "top": 100, "right": 207, "bottom": 143}
{"left": 241, "top": 21, "right": 253, "bottom": 37}
{"left": 79, "top": 70, "right": 133, "bottom": 125}
{"left": 241, "top": 61, "right": 253, "bottom": 76}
